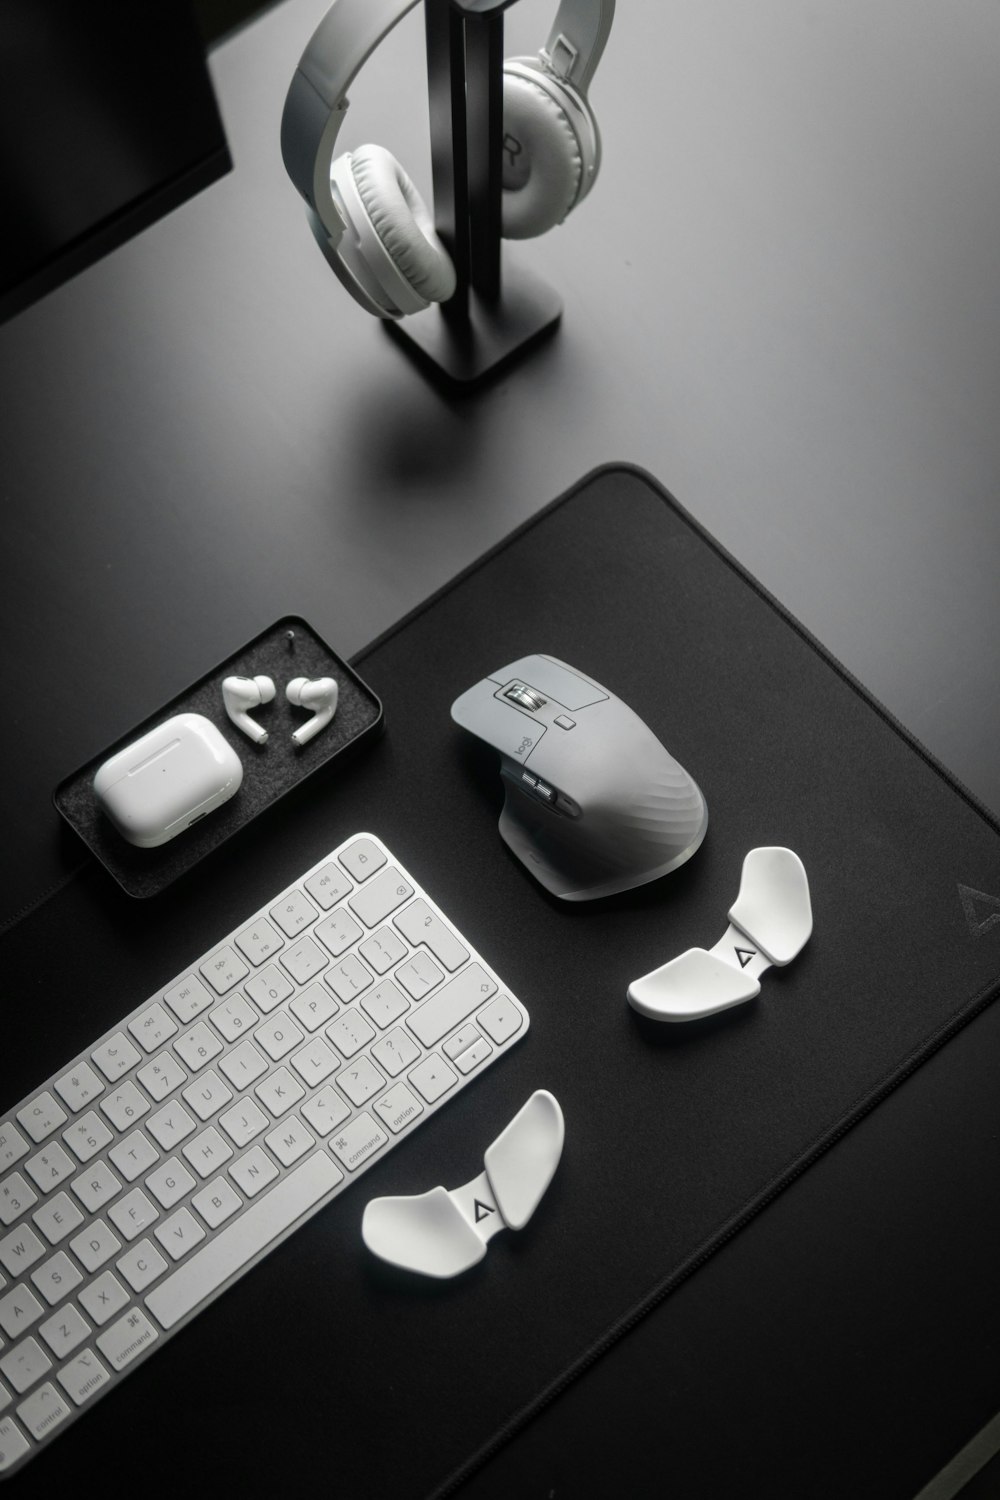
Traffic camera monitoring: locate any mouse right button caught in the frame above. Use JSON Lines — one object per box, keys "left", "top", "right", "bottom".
{"left": 728, "top": 847, "right": 813, "bottom": 965}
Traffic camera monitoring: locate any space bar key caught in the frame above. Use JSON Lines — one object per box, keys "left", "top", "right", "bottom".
{"left": 146, "top": 1152, "right": 343, "bottom": 1330}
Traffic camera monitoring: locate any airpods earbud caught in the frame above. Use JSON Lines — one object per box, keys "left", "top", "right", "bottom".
{"left": 221, "top": 675, "right": 276, "bottom": 744}
{"left": 286, "top": 676, "right": 338, "bottom": 746}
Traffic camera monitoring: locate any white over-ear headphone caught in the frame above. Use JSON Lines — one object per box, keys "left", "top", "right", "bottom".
{"left": 280, "top": 0, "right": 615, "bottom": 319}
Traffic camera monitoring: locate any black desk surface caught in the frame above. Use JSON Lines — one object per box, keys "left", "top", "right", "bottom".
{"left": 2, "top": 2, "right": 1000, "bottom": 1495}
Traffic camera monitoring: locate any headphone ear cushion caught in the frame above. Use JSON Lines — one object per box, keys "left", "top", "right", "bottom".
{"left": 501, "top": 70, "right": 583, "bottom": 240}
{"left": 350, "top": 143, "right": 456, "bottom": 304}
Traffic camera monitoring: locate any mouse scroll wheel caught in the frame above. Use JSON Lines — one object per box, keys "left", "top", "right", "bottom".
{"left": 504, "top": 683, "right": 547, "bottom": 712}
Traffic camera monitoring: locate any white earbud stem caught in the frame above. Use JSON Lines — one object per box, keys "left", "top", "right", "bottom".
{"left": 221, "top": 675, "right": 276, "bottom": 745}
{"left": 286, "top": 676, "right": 339, "bottom": 747}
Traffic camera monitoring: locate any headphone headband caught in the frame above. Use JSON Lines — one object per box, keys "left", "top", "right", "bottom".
{"left": 281, "top": 0, "right": 614, "bottom": 239}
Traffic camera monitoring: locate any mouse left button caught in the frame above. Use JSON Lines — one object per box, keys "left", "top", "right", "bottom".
{"left": 451, "top": 680, "right": 548, "bottom": 762}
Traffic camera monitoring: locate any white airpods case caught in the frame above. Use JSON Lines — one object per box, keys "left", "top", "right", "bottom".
{"left": 93, "top": 713, "right": 242, "bottom": 848}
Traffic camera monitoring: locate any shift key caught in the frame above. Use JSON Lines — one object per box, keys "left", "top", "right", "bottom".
{"left": 407, "top": 965, "right": 496, "bottom": 1048}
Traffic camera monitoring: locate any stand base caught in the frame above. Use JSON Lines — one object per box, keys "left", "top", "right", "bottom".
{"left": 386, "top": 260, "right": 562, "bottom": 390}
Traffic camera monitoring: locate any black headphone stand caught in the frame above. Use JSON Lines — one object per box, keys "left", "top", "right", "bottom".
{"left": 387, "top": 0, "right": 563, "bottom": 389}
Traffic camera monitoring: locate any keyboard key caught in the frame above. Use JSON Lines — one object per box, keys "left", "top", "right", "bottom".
{"left": 371, "top": 1027, "right": 420, "bottom": 1079}
{"left": 337, "top": 1058, "right": 386, "bottom": 1109}
{"left": 182, "top": 1070, "right": 233, "bottom": 1123}
{"left": 218, "top": 1040, "right": 268, "bottom": 1091}
{"left": 31, "top": 1251, "right": 83, "bottom": 1307}
{"left": 147, "top": 1154, "right": 342, "bottom": 1330}
{"left": 477, "top": 994, "right": 525, "bottom": 1046}
{"left": 163, "top": 975, "right": 214, "bottom": 1024}
{"left": 360, "top": 978, "right": 410, "bottom": 1029}
{"left": 454, "top": 1037, "right": 493, "bottom": 1074}
{"left": 38, "top": 1303, "right": 90, "bottom": 1359}
{"left": 173, "top": 1022, "right": 223, "bottom": 1073}
{"left": 326, "top": 1010, "right": 376, "bottom": 1059}
{"left": 300, "top": 1086, "right": 350, "bottom": 1139}
{"left": 264, "top": 1116, "right": 315, "bottom": 1168}
{"left": 255, "top": 1067, "right": 304, "bottom": 1119}
{"left": 289, "top": 983, "right": 338, "bottom": 1032}
{"left": 62, "top": 1111, "right": 113, "bottom": 1164}
{"left": 0, "top": 1174, "right": 37, "bottom": 1226}
{"left": 146, "top": 1104, "right": 197, "bottom": 1153}
{"left": 254, "top": 1013, "right": 304, "bottom": 1062}
{"left": 0, "top": 1285, "right": 43, "bottom": 1339}
{"left": 199, "top": 945, "right": 249, "bottom": 995}
{"left": 234, "top": 917, "right": 283, "bottom": 966}
{"left": 314, "top": 907, "right": 363, "bottom": 958}
{"left": 53, "top": 1063, "right": 105, "bottom": 1113}
{"left": 16, "top": 1094, "right": 67, "bottom": 1145}
{"left": 228, "top": 1147, "right": 278, "bottom": 1200}
{"left": 79, "top": 1272, "right": 130, "bottom": 1327}
{"left": 394, "top": 952, "right": 444, "bottom": 1001}
{"left": 442, "top": 1024, "right": 482, "bottom": 1060}
{"left": 326, "top": 954, "right": 374, "bottom": 1003}
{"left": 191, "top": 1177, "right": 242, "bottom": 1230}
{"left": 373, "top": 1083, "right": 423, "bottom": 1135}
{"left": 0, "top": 1224, "right": 45, "bottom": 1276}
{"left": 96, "top": 1308, "right": 158, "bottom": 1371}
{"left": 145, "top": 1159, "right": 195, "bottom": 1210}
{"left": 394, "top": 899, "right": 470, "bottom": 971}
{"left": 218, "top": 1100, "right": 269, "bottom": 1150}
{"left": 116, "top": 1240, "right": 168, "bottom": 1294}
{"left": 0, "top": 1414, "right": 30, "bottom": 1469}
{"left": 329, "top": 1114, "right": 388, "bottom": 1171}
{"left": 408, "top": 1055, "right": 458, "bottom": 1105}
{"left": 154, "top": 1208, "right": 205, "bottom": 1262}
{"left": 58, "top": 1348, "right": 111, "bottom": 1407}
{"left": 244, "top": 964, "right": 293, "bottom": 1014}
{"left": 136, "top": 1053, "right": 187, "bottom": 1103}
{"left": 16, "top": 1381, "right": 70, "bottom": 1440}
{"left": 0, "top": 1336, "right": 50, "bottom": 1393}
{"left": 289, "top": 1037, "right": 339, "bottom": 1087}
{"left": 268, "top": 889, "right": 318, "bottom": 938}
{"left": 109, "top": 1131, "right": 159, "bottom": 1182}
{"left": 407, "top": 964, "right": 497, "bottom": 1048}
{"left": 108, "top": 1190, "right": 159, "bottom": 1244}
{"left": 359, "top": 926, "right": 407, "bottom": 974}
{"left": 208, "top": 995, "right": 258, "bottom": 1044}
{"left": 348, "top": 868, "right": 413, "bottom": 928}
{"left": 279, "top": 935, "right": 328, "bottom": 986}
{"left": 0, "top": 1124, "right": 29, "bottom": 1171}
{"left": 127, "top": 1004, "right": 177, "bottom": 1053}
{"left": 91, "top": 1033, "right": 141, "bottom": 1084}
{"left": 32, "top": 1192, "right": 84, "bottom": 1246}
{"left": 70, "top": 1162, "right": 121, "bottom": 1215}
{"left": 182, "top": 1128, "right": 232, "bottom": 1179}
{"left": 68, "top": 1220, "right": 121, "bottom": 1274}
{"left": 338, "top": 837, "right": 386, "bottom": 882}
{"left": 304, "top": 862, "right": 352, "bottom": 910}
{"left": 100, "top": 1082, "right": 151, "bottom": 1133}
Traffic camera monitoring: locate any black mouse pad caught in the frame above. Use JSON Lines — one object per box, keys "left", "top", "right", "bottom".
{"left": 3, "top": 466, "right": 1000, "bottom": 1497}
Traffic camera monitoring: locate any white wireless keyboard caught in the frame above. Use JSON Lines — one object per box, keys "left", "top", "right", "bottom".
{"left": 0, "top": 834, "right": 528, "bottom": 1476}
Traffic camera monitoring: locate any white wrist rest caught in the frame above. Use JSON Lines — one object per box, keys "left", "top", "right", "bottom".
{"left": 627, "top": 847, "right": 812, "bottom": 1022}
{"left": 361, "top": 1090, "right": 564, "bottom": 1277}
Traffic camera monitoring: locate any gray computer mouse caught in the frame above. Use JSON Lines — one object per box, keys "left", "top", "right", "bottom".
{"left": 451, "top": 654, "right": 708, "bottom": 901}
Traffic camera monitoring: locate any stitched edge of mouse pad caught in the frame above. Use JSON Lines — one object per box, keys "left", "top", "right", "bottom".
{"left": 350, "top": 461, "right": 1000, "bottom": 1499}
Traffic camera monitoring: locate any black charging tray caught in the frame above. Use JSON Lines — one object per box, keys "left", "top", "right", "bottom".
{"left": 53, "top": 615, "right": 383, "bottom": 898}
